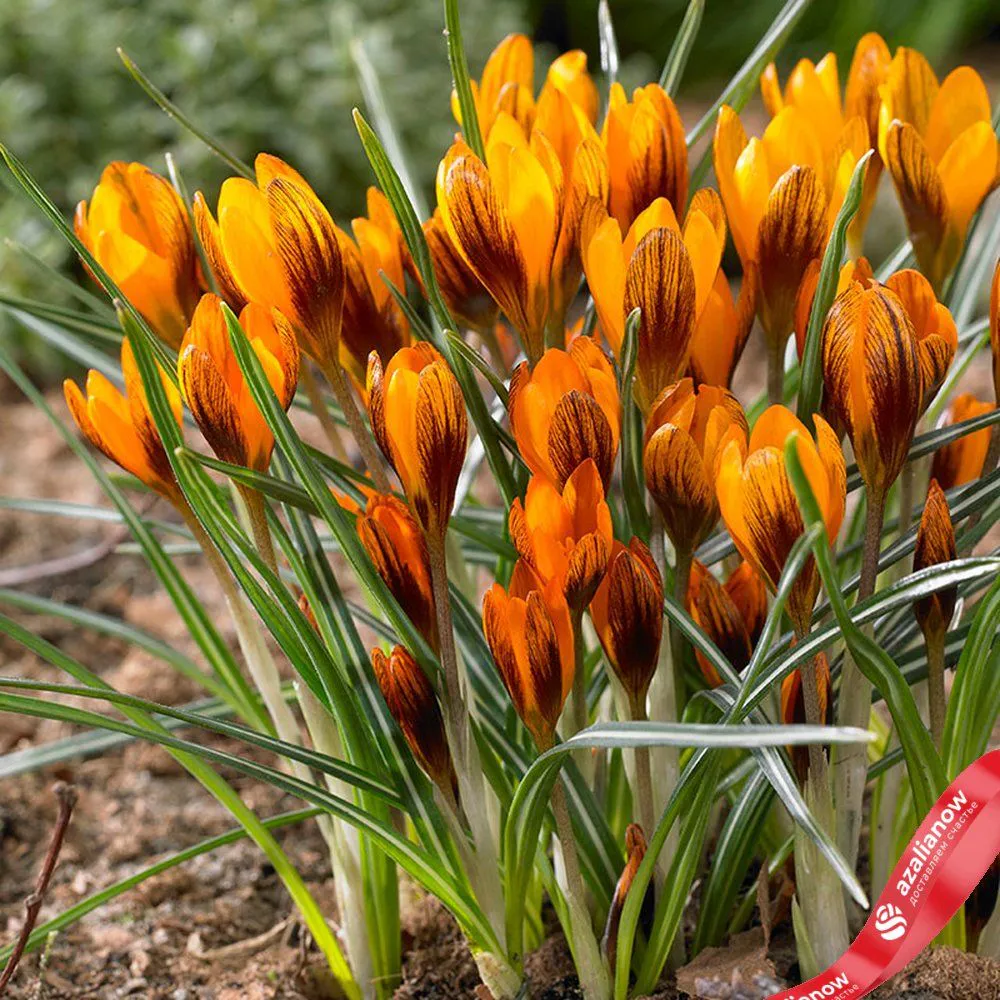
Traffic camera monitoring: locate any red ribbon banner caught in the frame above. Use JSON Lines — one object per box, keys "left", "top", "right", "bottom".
{"left": 769, "top": 748, "right": 1000, "bottom": 1000}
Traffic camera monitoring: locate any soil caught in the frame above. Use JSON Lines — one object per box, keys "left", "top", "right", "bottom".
{"left": 2, "top": 341, "right": 999, "bottom": 1000}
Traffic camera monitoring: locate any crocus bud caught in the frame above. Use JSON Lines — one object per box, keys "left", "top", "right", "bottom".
{"left": 508, "top": 340, "right": 620, "bottom": 490}
{"left": 602, "top": 824, "right": 649, "bottom": 968}
{"left": 822, "top": 280, "right": 923, "bottom": 499}
{"left": 194, "top": 155, "right": 345, "bottom": 371}
{"left": 781, "top": 654, "right": 832, "bottom": 784}
{"left": 509, "top": 460, "right": 613, "bottom": 613}
{"left": 357, "top": 495, "right": 438, "bottom": 652}
{"left": 178, "top": 294, "right": 299, "bottom": 472}
{"left": 724, "top": 562, "right": 768, "bottom": 652}
{"left": 64, "top": 338, "right": 182, "bottom": 502}
{"left": 371, "top": 646, "right": 456, "bottom": 798}
{"left": 716, "top": 406, "right": 846, "bottom": 633}
{"left": 913, "top": 479, "right": 957, "bottom": 641}
{"left": 366, "top": 343, "right": 468, "bottom": 538}
{"left": 75, "top": 162, "right": 203, "bottom": 348}
{"left": 930, "top": 394, "right": 995, "bottom": 490}
{"left": 589, "top": 539, "right": 663, "bottom": 713}
{"left": 687, "top": 559, "right": 754, "bottom": 687}
{"left": 483, "top": 562, "right": 574, "bottom": 750}
{"left": 644, "top": 379, "right": 748, "bottom": 555}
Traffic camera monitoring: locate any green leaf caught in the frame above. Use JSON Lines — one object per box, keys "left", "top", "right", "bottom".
{"left": 597, "top": 0, "right": 620, "bottom": 93}
{"left": 659, "top": 0, "right": 705, "bottom": 95}
{"left": 797, "top": 151, "right": 873, "bottom": 421}
{"left": 443, "top": 0, "right": 485, "bottom": 160}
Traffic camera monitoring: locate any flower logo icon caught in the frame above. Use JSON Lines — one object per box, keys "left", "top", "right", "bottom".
{"left": 875, "top": 903, "right": 908, "bottom": 941}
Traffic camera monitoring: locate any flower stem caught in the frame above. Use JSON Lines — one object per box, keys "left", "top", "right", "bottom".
{"left": 319, "top": 359, "right": 392, "bottom": 494}
{"left": 925, "top": 627, "right": 947, "bottom": 750}
{"left": 240, "top": 486, "right": 278, "bottom": 576}
{"left": 833, "top": 488, "right": 885, "bottom": 869}
{"left": 570, "top": 614, "right": 589, "bottom": 737}
{"left": 301, "top": 362, "right": 349, "bottom": 462}
{"left": 630, "top": 697, "right": 655, "bottom": 841}
{"left": 766, "top": 335, "right": 785, "bottom": 406}
{"left": 670, "top": 544, "right": 692, "bottom": 720}
{"left": 551, "top": 778, "right": 611, "bottom": 1000}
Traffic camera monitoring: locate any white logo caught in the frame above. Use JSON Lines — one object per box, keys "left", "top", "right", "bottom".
{"left": 874, "top": 903, "right": 908, "bottom": 941}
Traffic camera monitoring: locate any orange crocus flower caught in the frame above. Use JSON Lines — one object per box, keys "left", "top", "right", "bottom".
{"left": 76, "top": 162, "right": 203, "bottom": 348}
{"left": 930, "top": 393, "right": 996, "bottom": 490}
{"left": 781, "top": 653, "right": 832, "bottom": 782}
{"left": 602, "top": 83, "right": 687, "bottom": 232}
{"left": 509, "top": 459, "right": 614, "bottom": 612}
{"left": 643, "top": 379, "right": 748, "bottom": 556}
{"left": 64, "top": 338, "right": 182, "bottom": 501}
{"left": 687, "top": 559, "right": 766, "bottom": 688}
{"left": 367, "top": 343, "right": 468, "bottom": 538}
{"left": 508, "top": 339, "right": 620, "bottom": 489}
{"left": 713, "top": 104, "right": 868, "bottom": 351}
{"left": 761, "top": 34, "right": 890, "bottom": 253}
{"left": 822, "top": 276, "right": 955, "bottom": 499}
{"left": 357, "top": 494, "right": 438, "bottom": 652}
{"left": 913, "top": 479, "right": 958, "bottom": 641}
{"left": 483, "top": 560, "right": 575, "bottom": 750}
{"left": 793, "top": 257, "right": 874, "bottom": 360}
{"left": 178, "top": 294, "right": 298, "bottom": 473}
{"left": 716, "top": 406, "right": 846, "bottom": 632}
{"left": 590, "top": 538, "right": 663, "bottom": 714}
{"left": 878, "top": 50, "right": 1000, "bottom": 292}
{"left": 194, "top": 154, "right": 344, "bottom": 372}
{"left": 437, "top": 109, "right": 606, "bottom": 363}
{"left": 371, "top": 645, "right": 456, "bottom": 798}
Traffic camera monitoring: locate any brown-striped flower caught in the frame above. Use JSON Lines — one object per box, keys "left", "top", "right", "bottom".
{"left": 483, "top": 562, "right": 575, "bottom": 750}
{"left": 602, "top": 83, "right": 687, "bottom": 232}
{"left": 913, "top": 479, "right": 957, "bottom": 641}
{"left": 423, "top": 208, "right": 499, "bottom": 333}
{"left": 357, "top": 494, "right": 438, "bottom": 652}
{"left": 643, "top": 379, "right": 748, "bottom": 555}
{"left": 716, "top": 406, "right": 846, "bottom": 631}
{"left": 178, "top": 294, "right": 298, "bottom": 472}
{"left": 194, "top": 154, "right": 344, "bottom": 371}
{"left": 781, "top": 653, "right": 832, "bottom": 783}
{"left": 76, "top": 162, "right": 202, "bottom": 347}
{"left": 436, "top": 110, "right": 606, "bottom": 362}
{"left": 761, "top": 35, "right": 890, "bottom": 252}
{"left": 878, "top": 51, "right": 1000, "bottom": 291}
{"left": 713, "top": 104, "right": 868, "bottom": 350}
{"left": 64, "top": 338, "right": 182, "bottom": 501}
{"left": 583, "top": 194, "right": 743, "bottom": 406}
{"left": 508, "top": 339, "right": 620, "bottom": 489}
{"left": 367, "top": 343, "right": 467, "bottom": 537}
{"left": 602, "top": 824, "right": 648, "bottom": 968}
{"left": 930, "top": 394, "right": 996, "bottom": 490}
{"left": 821, "top": 278, "right": 950, "bottom": 498}
{"left": 589, "top": 539, "right": 663, "bottom": 714}
{"left": 686, "top": 559, "right": 766, "bottom": 688}
{"left": 371, "top": 645, "right": 456, "bottom": 797}
{"left": 510, "top": 460, "right": 613, "bottom": 613}
{"left": 793, "top": 257, "right": 874, "bottom": 360}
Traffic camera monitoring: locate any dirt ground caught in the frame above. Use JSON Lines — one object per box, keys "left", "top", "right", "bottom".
{"left": 1, "top": 338, "right": 998, "bottom": 1000}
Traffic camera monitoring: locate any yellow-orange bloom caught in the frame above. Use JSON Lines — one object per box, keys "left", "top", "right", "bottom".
{"left": 761, "top": 35, "right": 890, "bottom": 252}
{"left": 878, "top": 50, "right": 1000, "bottom": 291}
{"left": 193, "top": 154, "right": 344, "bottom": 371}
{"left": 76, "top": 162, "right": 202, "bottom": 348}
{"left": 793, "top": 257, "right": 874, "bottom": 360}
{"left": 357, "top": 494, "right": 438, "bottom": 652}
{"left": 686, "top": 559, "right": 766, "bottom": 688}
{"left": 603, "top": 83, "right": 687, "bottom": 232}
{"left": 423, "top": 208, "right": 499, "bottom": 334}
{"left": 716, "top": 407, "right": 846, "bottom": 631}
{"left": 781, "top": 653, "right": 831, "bottom": 782}
{"left": 508, "top": 340, "right": 620, "bottom": 489}
{"left": 822, "top": 277, "right": 955, "bottom": 498}
{"left": 483, "top": 561, "right": 574, "bottom": 750}
{"left": 590, "top": 539, "right": 663, "bottom": 712}
{"left": 913, "top": 479, "right": 958, "bottom": 640}
{"left": 178, "top": 294, "right": 298, "bottom": 472}
{"left": 713, "top": 104, "right": 868, "bottom": 348}
{"left": 643, "top": 379, "right": 748, "bottom": 555}
{"left": 367, "top": 343, "right": 468, "bottom": 537}
{"left": 371, "top": 645, "right": 456, "bottom": 797}
{"left": 509, "top": 460, "right": 613, "bottom": 612}
{"left": 64, "top": 339, "right": 182, "bottom": 501}
{"left": 584, "top": 194, "right": 739, "bottom": 406}
{"left": 930, "top": 393, "right": 996, "bottom": 490}
{"left": 437, "top": 110, "right": 606, "bottom": 362}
